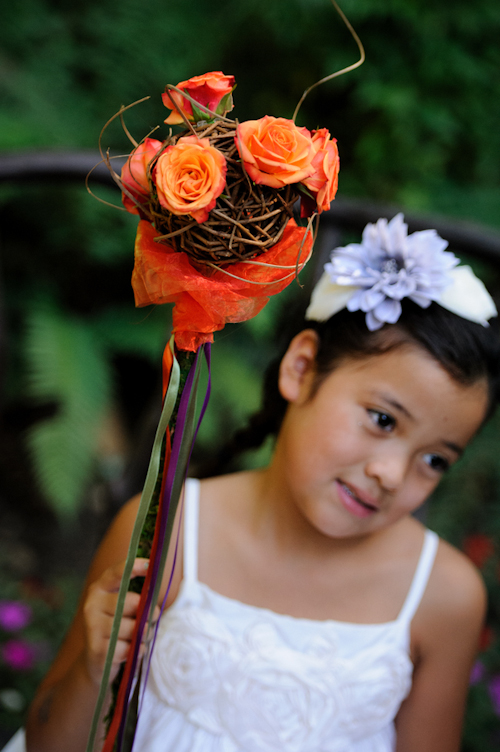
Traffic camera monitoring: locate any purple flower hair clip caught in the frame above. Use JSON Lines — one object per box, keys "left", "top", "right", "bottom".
{"left": 306, "top": 213, "right": 497, "bottom": 329}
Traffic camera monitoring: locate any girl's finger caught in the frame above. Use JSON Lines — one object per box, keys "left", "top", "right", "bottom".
{"left": 113, "top": 638, "right": 134, "bottom": 666}
{"left": 121, "top": 591, "right": 142, "bottom": 618}
{"left": 131, "top": 558, "right": 150, "bottom": 578}
{"left": 116, "top": 616, "right": 137, "bottom": 642}
{"left": 87, "top": 589, "right": 141, "bottom": 621}
{"left": 90, "top": 612, "right": 140, "bottom": 645}
{"left": 96, "top": 558, "right": 150, "bottom": 594}
{"left": 112, "top": 632, "right": 148, "bottom": 665}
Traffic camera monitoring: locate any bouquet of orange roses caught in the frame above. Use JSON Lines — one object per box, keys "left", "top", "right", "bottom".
{"left": 119, "top": 71, "right": 339, "bottom": 352}
{"left": 86, "top": 69, "right": 341, "bottom": 752}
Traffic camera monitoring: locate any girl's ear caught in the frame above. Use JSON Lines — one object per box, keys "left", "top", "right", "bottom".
{"left": 278, "top": 329, "right": 319, "bottom": 403}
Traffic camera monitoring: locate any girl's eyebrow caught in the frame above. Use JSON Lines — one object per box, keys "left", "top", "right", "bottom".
{"left": 372, "top": 391, "right": 465, "bottom": 457}
{"left": 371, "top": 391, "right": 413, "bottom": 420}
{"left": 443, "top": 440, "right": 463, "bottom": 457}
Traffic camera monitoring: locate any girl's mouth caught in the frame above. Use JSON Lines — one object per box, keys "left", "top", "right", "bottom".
{"left": 336, "top": 480, "right": 379, "bottom": 518}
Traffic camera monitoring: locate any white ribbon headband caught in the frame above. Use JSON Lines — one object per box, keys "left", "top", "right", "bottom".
{"left": 306, "top": 213, "right": 497, "bottom": 330}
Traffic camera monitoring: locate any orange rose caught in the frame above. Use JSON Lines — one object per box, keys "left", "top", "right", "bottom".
{"left": 121, "top": 138, "right": 163, "bottom": 215}
{"left": 235, "top": 116, "right": 315, "bottom": 189}
{"left": 162, "top": 71, "right": 235, "bottom": 125}
{"left": 153, "top": 135, "right": 227, "bottom": 224}
{"left": 302, "top": 128, "right": 339, "bottom": 215}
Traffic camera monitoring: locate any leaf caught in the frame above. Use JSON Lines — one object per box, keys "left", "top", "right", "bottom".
{"left": 216, "top": 91, "right": 234, "bottom": 116}
{"left": 190, "top": 100, "right": 212, "bottom": 123}
{"left": 24, "top": 304, "right": 112, "bottom": 517}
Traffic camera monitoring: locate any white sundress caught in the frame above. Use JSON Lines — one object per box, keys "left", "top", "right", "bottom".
{"left": 133, "top": 478, "right": 439, "bottom": 752}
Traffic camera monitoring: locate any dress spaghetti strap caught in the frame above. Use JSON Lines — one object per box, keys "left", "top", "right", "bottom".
{"left": 181, "top": 479, "right": 438, "bottom": 627}
{"left": 183, "top": 478, "right": 200, "bottom": 584}
{"left": 0, "top": 729, "right": 25, "bottom": 752}
{"left": 397, "top": 529, "right": 439, "bottom": 624}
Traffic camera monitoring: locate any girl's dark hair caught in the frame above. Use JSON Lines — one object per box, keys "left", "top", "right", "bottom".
{"left": 206, "top": 300, "right": 500, "bottom": 475}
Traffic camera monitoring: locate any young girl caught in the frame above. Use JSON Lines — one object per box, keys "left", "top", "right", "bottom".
{"left": 25, "top": 216, "right": 500, "bottom": 752}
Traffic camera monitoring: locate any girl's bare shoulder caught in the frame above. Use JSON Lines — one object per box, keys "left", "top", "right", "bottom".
{"left": 199, "top": 470, "right": 263, "bottom": 519}
{"left": 414, "top": 531, "right": 486, "bottom": 655}
{"left": 428, "top": 536, "right": 486, "bottom": 617}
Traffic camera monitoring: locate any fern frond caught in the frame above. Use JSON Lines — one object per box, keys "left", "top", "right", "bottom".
{"left": 24, "top": 304, "right": 112, "bottom": 517}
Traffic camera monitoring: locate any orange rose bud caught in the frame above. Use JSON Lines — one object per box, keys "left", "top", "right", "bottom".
{"left": 162, "top": 71, "right": 235, "bottom": 125}
{"left": 302, "top": 128, "right": 340, "bottom": 215}
{"left": 121, "top": 138, "right": 163, "bottom": 215}
{"left": 235, "top": 116, "right": 315, "bottom": 189}
{"left": 153, "top": 135, "right": 227, "bottom": 224}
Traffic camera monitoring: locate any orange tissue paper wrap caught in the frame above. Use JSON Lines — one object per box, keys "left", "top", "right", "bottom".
{"left": 132, "top": 218, "right": 313, "bottom": 352}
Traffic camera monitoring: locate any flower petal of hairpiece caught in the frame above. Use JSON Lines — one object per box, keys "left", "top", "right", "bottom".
{"left": 439, "top": 266, "right": 498, "bottom": 326}
{"left": 306, "top": 213, "right": 497, "bottom": 329}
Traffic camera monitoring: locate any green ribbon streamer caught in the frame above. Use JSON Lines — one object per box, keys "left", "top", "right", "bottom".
{"left": 86, "top": 337, "right": 180, "bottom": 752}
{"left": 148, "top": 350, "right": 203, "bottom": 621}
{"left": 120, "top": 351, "right": 204, "bottom": 752}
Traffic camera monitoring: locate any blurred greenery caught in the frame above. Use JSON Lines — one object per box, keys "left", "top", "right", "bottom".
{"left": 0, "top": 0, "right": 500, "bottom": 744}
{"left": 1, "top": 0, "right": 499, "bottom": 218}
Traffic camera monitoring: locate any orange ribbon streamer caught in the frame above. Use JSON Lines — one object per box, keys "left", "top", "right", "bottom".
{"left": 101, "top": 349, "right": 174, "bottom": 752}
{"left": 132, "top": 218, "right": 313, "bottom": 351}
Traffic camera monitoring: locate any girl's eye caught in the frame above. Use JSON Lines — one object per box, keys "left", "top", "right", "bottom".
{"left": 423, "top": 453, "right": 450, "bottom": 474}
{"left": 367, "top": 409, "right": 395, "bottom": 432}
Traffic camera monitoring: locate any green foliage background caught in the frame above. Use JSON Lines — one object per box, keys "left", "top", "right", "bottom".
{"left": 0, "top": 0, "right": 499, "bottom": 745}
{"left": 2, "top": 0, "right": 499, "bottom": 221}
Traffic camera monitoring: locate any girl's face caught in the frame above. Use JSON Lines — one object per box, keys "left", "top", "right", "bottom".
{"left": 276, "top": 331, "right": 489, "bottom": 538}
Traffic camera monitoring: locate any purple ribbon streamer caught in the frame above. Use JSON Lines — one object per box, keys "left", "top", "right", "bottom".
{"left": 139, "top": 342, "right": 212, "bottom": 711}
{"left": 117, "top": 343, "right": 211, "bottom": 751}
{"left": 116, "top": 346, "right": 200, "bottom": 751}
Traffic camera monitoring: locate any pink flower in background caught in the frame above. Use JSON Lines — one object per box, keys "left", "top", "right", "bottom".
{"left": 1, "top": 638, "right": 37, "bottom": 671}
{"left": 0, "top": 601, "right": 32, "bottom": 632}
{"left": 470, "top": 660, "right": 485, "bottom": 685}
{"left": 489, "top": 675, "right": 500, "bottom": 715}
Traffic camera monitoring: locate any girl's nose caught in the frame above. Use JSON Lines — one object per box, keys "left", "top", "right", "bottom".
{"left": 365, "top": 449, "right": 409, "bottom": 492}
